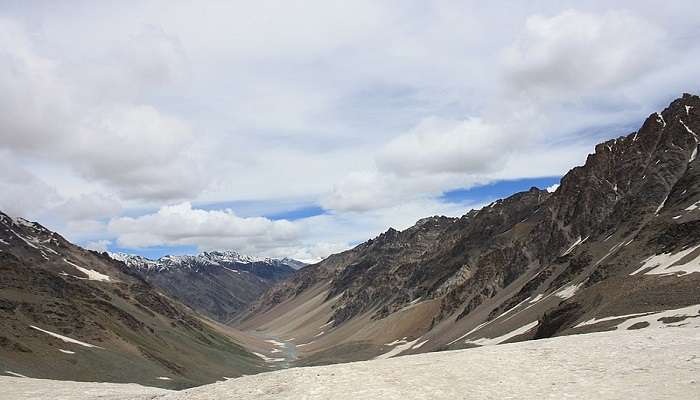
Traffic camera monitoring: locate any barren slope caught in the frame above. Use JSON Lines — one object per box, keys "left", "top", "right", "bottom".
{"left": 239, "top": 93, "right": 700, "bottom": 364}
{"left": 0, "top": 213, "right": 272, "bottom": 388}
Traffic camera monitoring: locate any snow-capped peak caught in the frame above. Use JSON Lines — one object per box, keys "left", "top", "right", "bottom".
{"left": 108, "top": 250, "right": 305, "bottom": 272}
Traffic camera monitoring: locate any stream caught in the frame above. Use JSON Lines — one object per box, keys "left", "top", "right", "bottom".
{"left": 251, "top": 332, "right": 298, "bottom": 369}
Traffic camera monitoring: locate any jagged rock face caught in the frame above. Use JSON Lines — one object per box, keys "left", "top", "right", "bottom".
{"left": 251, "top": 189, "right": 552, "bottom": 326}
{"left": 0, "top": 213, "right": 264, "bottom": 388}
{"left": 110, "top": 252, "right": 298, "bottom": 323}
{"left": 245, "top": 94, "right": 700, "bottom": 357}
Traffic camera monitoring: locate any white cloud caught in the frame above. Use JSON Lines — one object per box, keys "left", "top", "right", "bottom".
{"left": 322, "top": 9, "right": 673, "bottom": 215}
{"left": 321, "top": 171, "right": 407, "bottom": 212}
{"left": 1, "top": 3, "right": 699, "bottom": 259}
{"left": 71, "top": 104, "right": 205, "bottom": 201}
{"left": 378, "top": 117, "right": 511, "bottom": 176}
{"left": 0, "top": 153, "right": 59, "bottom": 218}
{"left": 108, "top": 202, "right": 302, "bottom": 255}
{"left": 105, "top": 196, "right": 480, "bottom": 260}
{"left": 0, "top": 17, "right": 204, "bottom": 202}
{"left": 83, "top": 240, "right": 111, "bottom": 253}
{"left": 503, "top": 10, "right": 666, "bottom": 96}
{"left": 50, "top": 193, "right": 121, "bottom": 222}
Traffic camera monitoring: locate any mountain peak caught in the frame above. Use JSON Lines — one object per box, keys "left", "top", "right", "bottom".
{"left": 109, "top": 250, "right": 304, "bottom": 272}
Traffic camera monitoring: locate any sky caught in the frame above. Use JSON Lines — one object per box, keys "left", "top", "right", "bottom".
{"left": 1, "top": 1, "right": 699, "bottom": 262}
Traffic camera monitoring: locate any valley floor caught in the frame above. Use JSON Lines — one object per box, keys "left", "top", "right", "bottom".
{"left": 3, "top": 327, "right": 699, "bottom": 400}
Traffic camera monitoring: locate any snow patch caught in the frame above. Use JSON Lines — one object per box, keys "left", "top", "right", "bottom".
{"left": 685, "top": 201, "right": 700, "bottom": 211}
{"left": 497, "top": 298, "right": 533, "bottom": 323}
{"left": 555, "top": 283, "right": 582, "bottom": 300}
{"left": 655, "top": 195, "right": 668, "bottom": 215}
{"left": 529, "top": 294, "right": 544, "bottom": 303}
{"left": 385, "top": 337, "right": 409, "bottom": 346}
{"left": 30, "top": 326, "right": 103, "bottom": 349}
{"left": 595, "top": 241, "right": 626, "bottom": 266}
{"left": 680, "top": 119, "right": 698, "bottom": 139}
{"left": 575, "top": 312, "right": 656, "bottom": 328}
{"left": 5, "top": 371, "right": 28, "bottom": 378}
{"left": 630, "top": 245, "right": 700, "bottom": 276}
{"left": 412, "top": 339, "right": 429, "bottom": 349}
{"left": 615, "top": 304, "right": 700, "bottom": 330}
{"left": 448, "top": 321, "right": 491, "bottom": 345}
{"left": 466, "top": 321, "right": 539, "bottom": 346}
{"left": 59, "top": 272, "right": 86, "bottom": 280}
{"left": 8, "top": 230, "right": 58, "bottom": 256}
{"left": 64, "top": 259, "right": 111, "bottom": 282}
{"left": 10, "top": 217, "right": 37, "bottom": 229}
{"left": 656, "top": 112, "right": 666, "bottom": 127}
{"left": 319, "top": 320, "right": 335, "bottom": 329}
{"left": 374, "top": 338, "right": 421, "bottom": 360}
{"left": 10, "top": 230, "right": 39, "bottom": 249}
{"left": 58, "top": 349, "right": 75, "bottom": 354}
{"left": 561, "top": 236, "right": 588, "bottom": 256}
{"left": 156, "top": 377, "right": 172, "bottom": 381}
{"left": 252, "top": 352, "right": 285, "bottom": 363}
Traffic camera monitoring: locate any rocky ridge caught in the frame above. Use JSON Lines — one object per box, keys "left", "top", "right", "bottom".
{"left": 241, "top": 93, "right": 700, "bottom": 363}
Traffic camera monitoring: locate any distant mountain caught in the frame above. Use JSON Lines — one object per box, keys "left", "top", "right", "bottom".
{"left": 276, "top": 257, "right": 308, "bottom": 270}
{"left": 239, "top": 93, "right": 700, "bottom": 365}
{"left": 0, "top": 212, "right": 267, "bottom": 388}
{"left": 108, "top": 251, "right": 302, "bottom": 323}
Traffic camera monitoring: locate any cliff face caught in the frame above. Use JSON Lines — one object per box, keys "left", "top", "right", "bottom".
{"left": 241, "top": 94, "right": 700, "bottom": 362}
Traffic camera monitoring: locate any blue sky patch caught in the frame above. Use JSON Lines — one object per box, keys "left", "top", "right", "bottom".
{"left": 441, "top": 177, "right": 561, "bottom": 205}
{"left": 265, "top": 205, "right": 327, "bottom": 221}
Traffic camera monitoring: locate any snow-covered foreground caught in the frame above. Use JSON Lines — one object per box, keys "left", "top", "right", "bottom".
{"left": 0, "top": 376, "right": 172, "bottom": 400}
{"left": 4, "top": 327, "right": 700, "bottom": 399}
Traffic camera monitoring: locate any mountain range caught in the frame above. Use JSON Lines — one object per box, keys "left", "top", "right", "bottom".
{"left": 2, "top": 93, "right": 700, "bottom": 389}
{"left": 238, "top": 93, "right": 700, "bottom": 365}
{"left": 108, "top": 251, "right": 302, "bottom": 323}
{"left": 0, "top": 213, "right": 285, "bottom": 388}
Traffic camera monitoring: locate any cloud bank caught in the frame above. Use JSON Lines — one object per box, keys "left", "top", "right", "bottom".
{"left": 1, "top": 2, "right": 698, "bottom": 259}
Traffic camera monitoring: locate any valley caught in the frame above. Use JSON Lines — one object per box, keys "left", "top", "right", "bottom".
{"left": 233, "top": 94, "right": 700, "bottom": 365}
{"left": 2, "top": 94, "right": 700, "bottom": 397}
{"left": 3, "top": 2, "right": 700, "bottom": 398}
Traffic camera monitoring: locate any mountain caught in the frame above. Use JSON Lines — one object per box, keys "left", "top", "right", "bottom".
{"left": 108, "top": 251, "right": 300, "bottom": 323}
{"left": 0, "top": 212, "right": 275, "bottom": 388}
{"left": 4, "top": 326, "right": 699, "bottom": 399}
{"left": 276, "top": 257, "right": 308, "bottom": 270}
{"left": 238, "top": 93, "right": 700, "bottom": 365}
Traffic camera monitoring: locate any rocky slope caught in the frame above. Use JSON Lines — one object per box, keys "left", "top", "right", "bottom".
{"left": 239, "top": 93, "right": 700, "bottom": 364}
{"left": 109, "top": 252, "right": 299, "bottom": 323}
{"left": 0, "top": 213, "right": 274, "bottom": 388}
